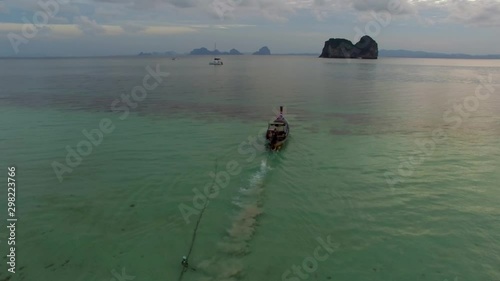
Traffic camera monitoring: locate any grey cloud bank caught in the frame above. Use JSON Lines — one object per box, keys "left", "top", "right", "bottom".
{"left": 1, "top": 0, "right": 499, "bottom": 56}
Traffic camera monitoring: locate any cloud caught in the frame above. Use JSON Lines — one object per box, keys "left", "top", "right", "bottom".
{"left": 73, "top": 16, "right": 106, "bottom": 34}
{"left": 351, "top": 0, "right": 416, "bottom": 15}
{"left": 91, "top": 0, "right": 200, "bottom": 9}
{"left": 0, "top": 3, "right": 8, "bottom": 14}
{"left": 259, "top": 0, "right": 297, "bottom": 22}
{"left": 2, "top": 0, "right": 500, "bottom": 32}
{"left": 51, "top": 16, "right": 71, "bottom": 24}
{"left": 120, "top": 22, "right": 146, "bottom": 33}
{"left": 207, "top": 0, "right": 299, "bottom": 22}
{"left": 95, "top": 5, "right": 129, "bottom": 20}
{"left": 209, "top": 0, "right": 419, "bottom": 22}
{"left": 2, "top": 0, "right": 491, "bottom": 27}
{"left": 444, "top": 0, "right": 500, "bottom": 26}
{"left": 187, "top": 23, "right": 256, "bottom": 30}
{"left": 95, "top": 0, "right": 132, "bottom": 3}
{"left": 0, "top": 22, "right": 76, "bottom": 37}
{"left": 0, "top": 21, "right": 196, "bottom": 38}
{"left": 166, "top": 0, "right": 200, "bottom": 8}
{"left": 91, "top": 0, "right": 297, "bottom": 21}
{"left": 141, "top": 25, "right": 197, "bottom": 35}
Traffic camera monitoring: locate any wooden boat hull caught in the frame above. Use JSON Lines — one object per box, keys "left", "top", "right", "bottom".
{"left": 265, "top": 106, "right": 289, "bottom": 151}
{"left": 267, "top": 138, "right": 288, "bottom": 151}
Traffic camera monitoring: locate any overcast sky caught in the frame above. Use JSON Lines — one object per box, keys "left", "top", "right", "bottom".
{"left": 0, "top": 0, "right": 499, "bottom": 56}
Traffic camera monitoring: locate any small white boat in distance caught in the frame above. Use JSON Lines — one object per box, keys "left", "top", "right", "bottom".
{"left": 209, "top": 57, "right": 223, "bottom": 65}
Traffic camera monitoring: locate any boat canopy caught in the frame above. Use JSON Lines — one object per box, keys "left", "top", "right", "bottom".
{"left": 268, "top": 123, "right": 286, "bottom": 131}
{"left": 269, "top": 122, "right": 285, "bottom": 126}
{"left": 214, "top": 57, "right": 221, "bottom": 60}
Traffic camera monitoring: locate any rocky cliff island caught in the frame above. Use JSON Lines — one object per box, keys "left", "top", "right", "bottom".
{"left": 253, "top": 46, "right": 271, "bottom": 55}
{"left": 319, "top": 36, "right": 378, "bottom": 59}
{"left": 190, "top": 47, "right": 243, "bottom": 55}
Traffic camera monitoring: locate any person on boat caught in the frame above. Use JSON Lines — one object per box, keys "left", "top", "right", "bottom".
{"left": 271, "top": 128, "right": 278, "bottom": 145}
{"left": 181, "top": 256, "right": 196, "bottom": 272}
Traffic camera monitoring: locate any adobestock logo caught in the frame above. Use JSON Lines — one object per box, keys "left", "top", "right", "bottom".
{"left": 385, "top": 73, "right": 496, "bottom": 188}
{"left": 281, "top": 235, "right": 339, "bottom": 281}
{"left": 52, "top": 64, "right": 169, "bottom": 182}
{"left": 8, "top": 0, "right": 62, "bottom": 54}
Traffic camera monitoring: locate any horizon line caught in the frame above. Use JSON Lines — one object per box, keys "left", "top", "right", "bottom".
{"left": 2, "top": 49, "right": 500, "bottom": 59}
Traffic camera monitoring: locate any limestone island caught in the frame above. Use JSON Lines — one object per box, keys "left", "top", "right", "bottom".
{"left": 319, "top": 35, "right": 378, "bottom": 59}
{"left": 190, "top": 48, "right": 243, "bottom": 55}
{"left": 253, "top": 46, "right": 271, "bottom": 55}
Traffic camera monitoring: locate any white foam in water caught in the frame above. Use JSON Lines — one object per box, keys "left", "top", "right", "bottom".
{"left": 231, "top": 195, "right": 243, "bottom": 208}
{"left": 234, "top": 160, "right": 270, "bottom": 201}
{"left": 248, "top": 160, "right": 270, "bottom": 188}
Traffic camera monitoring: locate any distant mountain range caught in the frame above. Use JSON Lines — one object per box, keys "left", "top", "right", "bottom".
{"left": 189, "top": 47, "right": 243, "bottom": 55}
{"left": 189, "top": 46, "right": 271, "bottom": 55}
{"left": 138, "top": 51, "right": 178, "bottom": 56}
{"left": 379, "top": 49, "right": 500, "bottom": 59}
{"left": 134, "top": 49, "right": 499, "bottom": 59}
{"left": 136, "top": 49, "right": 267, "bottom": 56}
{"left": 274, "top": 50, "right": 500, "bottom": 59}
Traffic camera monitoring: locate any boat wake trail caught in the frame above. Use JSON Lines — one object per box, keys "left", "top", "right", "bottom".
{"left": 222, "top": 160, "right": 269, "bottom": 254}
{"left": 197, "top": 160, "right": 270, "bottom": 281}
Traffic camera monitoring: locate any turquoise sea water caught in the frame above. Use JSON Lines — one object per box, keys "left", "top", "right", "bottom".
{"left": 0, "top": 56, "right": 499, "bottom": 281}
